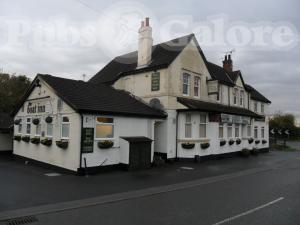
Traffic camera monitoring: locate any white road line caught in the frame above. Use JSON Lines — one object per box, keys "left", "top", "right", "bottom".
{"left": 212, "top": 197, "right": 284, "bottom": 225}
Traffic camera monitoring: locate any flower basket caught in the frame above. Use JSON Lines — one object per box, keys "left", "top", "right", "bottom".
{"left": 181, "top": 143, "right": 195, "bottom": 149}
{"left": 21, "top": 136, "right": 30, "bottom": 143}
{"left": 14, "top": 135, "right": 22, "bottom": 141}
{"left": 229, "top": 139, "right": 235, "bottom": 145}
{"left": 201, "top": 142, "right": 210, "bottom": 149}
{"left": 56, "top": 140, "right": 69, "bottom": 149}
{"left": 14, "top": 119, "right": 21, "bottom": 125}
{"left": 32, "top": 118, "right": 40, "bottom": 125}
{"left": 262, "top": 139, "right": 267, "bottom": 144}
{"left": 255, "top": 140, "right": 260, "bottom": 144}
{"left": 45, "top": 116, "right": 53, "bottom": 123}
{"left": 41, "top": 138, "right": 52, "bottom": 146}
{"left": 30, "top": 137, "right": 40, "bottom": 145}
{"left": 248, "top": 138, "right": 254, "bottom": 144}
{"left": 220, "top": 140, "right": 226, "bottom": 146}
{"left": 236, "top": 139, "right": 241, "bottom": 145}
{"left": 98, "top": 140, "right": 114, "bottom": 149}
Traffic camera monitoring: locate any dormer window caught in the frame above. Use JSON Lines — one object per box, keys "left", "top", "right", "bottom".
{"left": 194, "top": 76, "right": 200, "bottom": 97}
{"left": 182, "top": 73, "right": 190, "bottom": 96}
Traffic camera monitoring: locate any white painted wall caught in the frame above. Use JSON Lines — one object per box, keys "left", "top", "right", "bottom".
{"left": 0, "top": 132, "right": 12, "bottom": 151}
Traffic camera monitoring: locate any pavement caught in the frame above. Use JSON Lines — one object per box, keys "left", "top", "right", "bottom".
{"left": 0, "top": 143, "right": 300, "bottom": 224}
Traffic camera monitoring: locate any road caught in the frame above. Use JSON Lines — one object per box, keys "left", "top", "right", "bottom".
{"left": 1, "top": 146, "right": 300, "bottom": 224}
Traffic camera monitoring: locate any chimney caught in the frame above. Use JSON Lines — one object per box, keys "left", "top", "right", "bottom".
{"left": 137, "top": 17, "right": 153, "bottom": 67}
{"left": 223, "top": 54, "right": 233, "bottom": 72}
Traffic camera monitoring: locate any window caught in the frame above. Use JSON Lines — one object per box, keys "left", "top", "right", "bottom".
{"left": 227, "top": 124, "right": 233, "bottom": 138}
{"left": 240, "top": 90, "right": 244, "bottom": 106}
{"left": 219, "top": 124, "right": 224, "bottom": 138}
{"left": 261, "top": 127, "right": 265, "bottom": 138}
{"left": 199, "top": 114, "right": 207, "bottom": 138}
{"left": 254, "top": 126, "right": 258, "bottom": 139}
{"left": 182, "top": 73, "right": 190, "bottom": 95}
{"left": 18, "top": 119, "right": 23, "bottom": 134}
{"left": 233, "top": 88, "right": 238, "bottom": 105}
{"left": 57, "top": 98, "right": 63, "bottom": 111}
{"left": 235, "top": 124, "right": 240, "bottom": 138}
{"left": 261, "top": 104, "right": 264, "bottom": 114}
{"left": 217, "top": 85, "right": 222, "bottom": 102}
{"left": 35, "top": 118, "right": 41, "bottom": 136}
{"left": 95, "top": 117, "right": 114, "bottom": 139}
{"left": 61, "top": 116, "right": 70, "bottom": 139}
{"left": 247, "top": 125, "right": 251, "bottom": 137}
{"left": 194, "top": 76, "right": 200, "bottom": 97}
{"left": 46, "top": 118, "right": 53, "bottom": 137}
{"left": 26, "top": 118, "right": 31, "bottom": 135}
{"left": 151, "top": 72, "right": 160, "bottom": 91}
{"left": 185, "top": 114, "right": 192, "bottom": 138}
{"left": 254, "top": 101, "right": 258, "bottom": 112}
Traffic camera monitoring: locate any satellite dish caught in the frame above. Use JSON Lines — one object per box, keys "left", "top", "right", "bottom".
{"left": 149, "top": 98, "right": 164, "bottom": 110}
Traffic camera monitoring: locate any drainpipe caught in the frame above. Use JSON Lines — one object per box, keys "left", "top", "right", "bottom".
{"left": 175, "top": 111, "right": 179, "bottom": 159}
{"left": 79, "top": 114, "right": 83, "bottom": 174}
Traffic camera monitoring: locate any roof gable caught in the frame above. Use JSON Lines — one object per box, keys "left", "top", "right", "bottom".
{"left": 245, "top": 84, "right": 271, "bottom": 103}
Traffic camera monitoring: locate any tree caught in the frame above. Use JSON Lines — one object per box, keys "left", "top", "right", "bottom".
{"left": 269, "top": 113, "right": 297, "bottom": 138}
{"left": 0, "top": 73, "right": 31, "bottom": 113}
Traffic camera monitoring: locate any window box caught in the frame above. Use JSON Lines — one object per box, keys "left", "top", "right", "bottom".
{"left": 248, "top": 138, "right": 254, "bottom": 144}
{"left": 56, "top": 140, "right": 69, "bottom": 149}
{"left": 220, "top": 140, "right": 226, "bottom": 146}
{"left": 98, "top": 140, "right": 114, "bottom": 149}
{"left": 41, "top": 138, "right": 52, "bottom": 146}
{"left": 30, "top": 137, "right": 40, "bottom": 144}
{"left": 241, "top": 148, "right": 250, "bottom": 157}
{"left": 255, "top": 140, "right": 260, "bottom": 144}
{"left": 181, "top": 143, "right": 195, "bottom": 149}
{"left": 229, "top": 139, "right": 235, "bottom": 145}
{"left": 14, "top": 135, "right": 22, "bottom": 141}
{"left": 262, "top": 139, "right": 267, "bottom": 144}
{"left": 21, "top": 136, "right": 30, "bottom": 143}
{"left": 32, "top": 118, "right": 40, "bottom": 125}
{"left": 201, "top": 142, "right": 210, "bottom": 149}
{"left": 236, "top": 139, "right": 241, "bottom": 145}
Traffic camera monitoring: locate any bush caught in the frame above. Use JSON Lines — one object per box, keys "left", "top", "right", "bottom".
{"left": 220, "top": 140, "right": 226, "bottom": 146}
{"left": 21, "top": 136, "right": 30, "bottom": 142}
{"left": 14, "top": 135, "right": 22, "bottom": 141}
{"left": 236, "top": 139, "right": 241, "bottom": 145}
{"left": 201, "top": 142, "right": 210, "bottom": 149}
{"left": 229, "top": 139, "right": 235, "bottom": 145}
{"left": 241, "top": 148, "right": 250, "bottom": 157}
{"left": 56, "top": 140, "right": 69, "bottom": 149}
{"left": 98, "top": 140, "right": 114, "bottom": 149}
{"left": 248, "top": 138, "right": 254, "bottom": 144}
{"left": 41, "top": 138, "right": 52, "bottom": 146}
{"left": 30, "top": 137, "right": 40, "bottom": 144}
{"left": 181, "top": 143, "right": 195, "bottom": 149}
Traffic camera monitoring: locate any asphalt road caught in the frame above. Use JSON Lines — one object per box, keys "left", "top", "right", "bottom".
{"left": 1, "top": 146, "right": 300, "bottom": 225}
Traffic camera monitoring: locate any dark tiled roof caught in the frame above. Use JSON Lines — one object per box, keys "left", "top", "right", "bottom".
{"left": 177, "top": 97, "right": 263, "bottom": 118}
{"left": 89, "top": 34, "right": 197, "bottom": 84}
{"left": 227, "top": 70, "right": 239, "bottom": 82}
{"left": 0, "top": 112, "right": 13, "bottom": 130}
{"left": 13, "top": 75, "right": 166, "bottom": 118}
{"left": 120, "top": 136, "right": 152, "bottom": 142}
{"left": 206, "top": 62, "right": 234, "bottom": 85}
{"left": 245, "top": 84, "right": 271, "bottom": 103}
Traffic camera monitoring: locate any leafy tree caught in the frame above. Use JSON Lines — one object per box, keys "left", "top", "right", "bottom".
{"left": 269, "top": 113, "right": 297, "bottom": 137}
{"left": 0, "top": 73, "right": 31, "bottom": 113}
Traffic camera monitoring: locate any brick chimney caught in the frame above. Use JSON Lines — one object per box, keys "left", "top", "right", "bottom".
{"left": 223, "top": 54, "right": 233, "bottom": 72}
{"left": 137, "top": 17, "right": 153, "bottom": 67}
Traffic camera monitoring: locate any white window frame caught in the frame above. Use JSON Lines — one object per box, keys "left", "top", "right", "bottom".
{"left": 26, "top": 117, "right": 31, "bottom": 135}
{"left": 184, "top": 113, "right": 192, "bottom": 138}
{"left": 233, "top": 88, "right": 238, "bottom": 105}
{"left": 35, "top": 117, "right": 42, "bottom": 137}
{"left": 261, "top": 103, "right": 264, "bottom": 114}
{"left": 261, "top": 127, "right": 265, "bottom": 139}
{"left": 182, "top": 73, "right": 190, "bottom": 96}
{"left": 254, "top": 126, "right": 258, "bottom": 139}
{"left": 247, "top": 125, "right": 251, "bottom": 137}
{"left": 61, "top": 116, "right": 70, "bottom": 139}
{"left": 235, "top": 124, "right": 240, "bottom": 138}
{"left": 219, "top": 123, "right": 224, "bottom": 139}
{"left": 217, "top": 85, "right": 222, "bottom": 103}
{"left": 240, "top": 90, "right": 244, "bottom": 107}
{"left": 227, "top": 124, "right": 233, "bottom": 138}
{"left": 95, "top": 116, "right": 115, "bottom": 140}
{"left": 254, "top": 101, "right": 258, "bottom": 112}
{"left": 46, "top": 118, "right": 53, "bottom": 138}
{"left": 199, "top": 114, "right": 207, "bottom": 138}
{"left": 193, "top": 76, "right": 200, "bottom": 98}
{"left": 17, "top": 119, "right": 23, "bottom": 134}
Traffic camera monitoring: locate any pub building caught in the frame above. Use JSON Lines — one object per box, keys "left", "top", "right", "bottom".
{"left": 12, "top": 18, "right": 271, "bottom": 173}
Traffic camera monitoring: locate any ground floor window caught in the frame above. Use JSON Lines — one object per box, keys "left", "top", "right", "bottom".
{"left": 26, "top": 118, "right": 31, "bottom": 135}
{"left": 185, "top": 114, "right": 192, "bottom": 138}
{"left": 35, "top": 118, "right": 41, "bottom": 136}
{"left": 18, "top": 119, "right": 23, "bottom": 134}
{"left": 227, "top": 124, "right": 233, "bottom": 138}
{"left": 61, "top": 116, "right": 70, "bottom": 139}
{"left": 247, "top": 125, "right": 251, "bottom": 137}
{"left": 47, "top": 120, "right": 53, "bottom": 137}
{"left": 219, "top": 124, "right": 224, "bottom": 138}
{"left": 261, "top": 127, "right": 265, "bottom": 138}
{"left": 199, "top": 114, "right": 207, "bottom": 138}
{"left": 95, "top": 117, "right": 114, "bottom": 139}
{"left": 235, "top": 124, "right": 240, "bottom": 138}
{"left": 254, "top": 126, "right": 258, "bottom": 139}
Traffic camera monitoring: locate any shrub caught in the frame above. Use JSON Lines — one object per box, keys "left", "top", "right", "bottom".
{"left": 41, "top": 138, "right": 52, "bottom": 146}
{"left": 229, "top": 139, "right": 235, "bottom": 145}
{"left": 220, "top": 140, "right": 226, "bottom": 146}
{"left": 201, "top": 142, "right": 210, "bottom": 149}
{"left": 181, "top": 143, "right": 195, "bottom": 149}
{"left": 255, "top": 140, "right": 260, "bottom": 144}
{"left": 30, "top": 137, "right": 40, "bottom": 144}
{"left": 236, "top": 139, "right": 241, "bottom": 145}
{"left": 98, "top": 140, "right": 114, "bottom": 149}
{"left": 248, "top": 138, "right": 254, "bottom": 144}
{"left": 241, "top": 148, "right": 250, "bottom": 157}
{"left": 56, "top": 140, "right": 69, "bottom": 149}
{"left": 21, "top": 136, "right": 30, "bottom": 143}
{"left": 14, "top": 135, "right": 22, "bottom": 141}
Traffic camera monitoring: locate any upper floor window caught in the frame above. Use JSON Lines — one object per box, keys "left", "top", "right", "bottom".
{"left": 261, "top": 104, "right": 264, "bottom": 114}
{"left": 199, "top": 114, "right": 207, "bottom": 138}
{"left": 240, "top": 90, "right": 244, "bottom": 106}
{"left": 233, "top": 88, "right": 238, "bottom": 105}
{"left": 185, "top": 113, "right": 192, "bottom": 138}
{"left": 26, "top": 118, "right": 31, "bottom": 135}
{"left": 261, "top": 127, "right": 265, "bottom": 138}
{"left": 254, "top": 101, "right": 258, "bottom": 112}
{"left": 95, "top": 117, "right": 114, "bottom": 139}
{"left": 57, "top": 98, "right": 63, "bottom": 112}
{"left": 182, "top": 73, "right": 190, "bottom": 96}
{"left": 194, "top": 76, "right": 200, "bottom": 97}
{"left": 217, "top": 85, "right": 222, "bottom": 102}
{"left": 254, "top": 126, "right": 258, "bottom": 139}
{"left": 61, "top": 116, "right": 70, "bottom": 139}
{"left": 151, "top": 72, "right": 160, "bottom": 91}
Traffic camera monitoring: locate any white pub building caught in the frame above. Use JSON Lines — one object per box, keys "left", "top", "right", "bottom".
{"left": 12, "top": 18, "right": 271, "bottom": 173}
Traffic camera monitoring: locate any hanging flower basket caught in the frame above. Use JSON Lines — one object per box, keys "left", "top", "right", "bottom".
{"left": 262, "top": 139, "right": 267, "bottom": 144}
{"left": 45, "top": 116, "right": 53, "bottom": 123}
{"left": 255, "top": 140, "right": 260, "bottom": 144}
{"left": 31, "top": 137, "right": 40, "bottom": 145}
{"left": 56, "top": 140, "right": 69, "bottom": 149}
{"left": 229, "top": 139, "right": 235, "bottom": 145}
{"left": 220, "top": 140, "right": 226, "bottom": 146}
{"left": 21, "top": 136, "right": 30, "bottom": 143}
{"left": 248, "top": 138, "right": 254, "bottom": 144}
{"left": 41, "top": 138, "right": 52, "bottom": 146}
{"left": 181, "top": 143, "right": 195, "bottom": 149}
{"left": 14, "top": 119, "right": 21, "bottom": 125}
{"left": 98, "top": 140, "right": 114, "bottom": 149}
{"left": 32, "top": 118, "right": 40, "bottom": 125}
{"left": 236, "top": 139, "right": 241, "bottom": 145}
{"left": 14, "top": 135, "right": 22, "bottom": 141}
{"left": 201, "top": 142, "right": 210, "bottom": 149}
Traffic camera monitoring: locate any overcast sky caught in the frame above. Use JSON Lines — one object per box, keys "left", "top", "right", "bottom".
{"left": 0, "top": 0, "right": 299, "bottom": 117}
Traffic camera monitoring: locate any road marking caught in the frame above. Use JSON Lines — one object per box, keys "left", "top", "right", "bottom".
{"left": 212, "top": 197, "right": 284, "bottom": 225}
{"left": 180, "top": 167, "right": 194, "bottom": 170}
{"left": 44, "top": 173, "right": 61, "bottom": 177}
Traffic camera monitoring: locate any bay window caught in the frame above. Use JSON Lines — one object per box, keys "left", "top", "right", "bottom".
{"left": 182, "top": 73, "right": 190, "bottom": 96}
{"left": 95, "top": 117, "right": 114, "bottom": 139}
{"left": 61, "top": 116, "right": 70, "bottom": 139}
{"left": 199, "top": 114, "right": 207, "bottom": 138}
{"left": 185, "top": 114, "right": 192, "bottom": 138}
{"left": 194, "top": 76, "right": 200, "bottom": 97}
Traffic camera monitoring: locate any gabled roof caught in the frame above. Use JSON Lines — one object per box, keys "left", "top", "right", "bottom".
{"left": 245, "top": 84, "right": 271, "bottom": 104}
{"left": 0, "top": 112, "right": 13, "bottom": 130}
{"left": 12, "top": 74, "right": 167, "bottom": 119}
{"left": 177, "top": 97, "right": 263, "bottom": 118}
{"left": 206, "top": 61, "right": 234, "bottom": 86}
{"left": 89, "top": 34, "right": 204, "bottom": 84}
